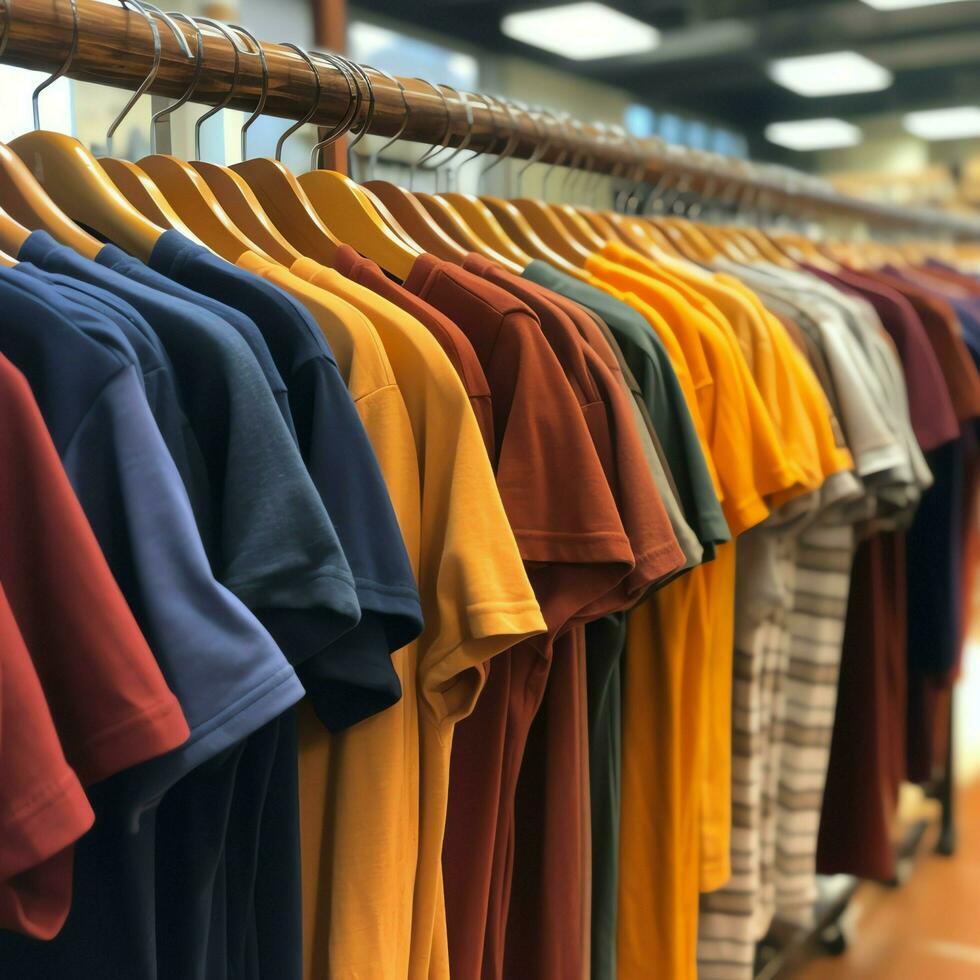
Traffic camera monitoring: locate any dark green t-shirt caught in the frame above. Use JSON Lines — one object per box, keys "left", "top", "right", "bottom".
{"left": 522, "top": 261, "right": 729, "bottom": 980}
{"left": 522, "top": 262, "right": 729, "bottom": 556}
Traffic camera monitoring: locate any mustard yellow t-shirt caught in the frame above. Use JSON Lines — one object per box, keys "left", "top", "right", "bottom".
{"left": 290, "top": 256, "right": 546, "bottom": 980}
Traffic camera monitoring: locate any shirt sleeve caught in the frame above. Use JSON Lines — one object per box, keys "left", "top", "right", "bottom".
{"left": 0, "top": 586, "right": 95, "bottom": 940}
{"left": 415, "top": 365, "right": 546, "bottom": 728}
{"left": 489, "top": 312, "right": 636, "bottom": 639}
{"left": 60, "top": 365, "right": 304, "bottom": 804}
{"left": 0, "top": 361, "right": 190, "bottom": 789}
{"left": 290, "top": 358, "right": 422, "bottom": 731}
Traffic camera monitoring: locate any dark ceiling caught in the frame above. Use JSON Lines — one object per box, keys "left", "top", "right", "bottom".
{"left": 348, "top": 0, "right": 980, "bottom": 157}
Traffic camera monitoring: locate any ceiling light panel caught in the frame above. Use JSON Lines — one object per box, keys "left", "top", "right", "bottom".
{"left": 861, "top": 0, "right": 970, "bottom": 9}
{"left": 501, "top": 3, "right": 660, "bottom": 60}
{"left": 767, "top": 51, "right": 893, "bottom": 97}
{"left": 765, "top": 118, "right": 863, "bottom": 151}
{"left": 904, "top": 106, "right": 980, "bottom": 140}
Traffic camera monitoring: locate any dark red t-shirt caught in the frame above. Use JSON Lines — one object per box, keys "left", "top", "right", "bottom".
{"left": 0, "top": 354, "right": 189, "bottom": 787}
{"left": 0, "top": 584, "right": 94, "bottom": 940}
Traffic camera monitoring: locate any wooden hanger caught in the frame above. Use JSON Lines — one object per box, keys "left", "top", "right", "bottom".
{"left": 179, "top": 23, "right": 302, "bottom": 265}
{"left": 444, "top": 99, "right": 580, "bottom": 275}
{"left": 0, "top": 250, "right": 15, "bottom": 268}
{"left": 10, "top": 0, "right": 189, "bottom": 260}
{"left": 378, "top": 80, "right": 520, "bottom": 270}
{"left": 230, "top": 43, "right": 344, "bottom": 265}
{"left": 740, "top": 225, "right": 798, "bottom": 268}
{"left": 358, "top": 75, "right": 490, "bottom": 266}
{"left": 703, "top": 220, "right": 760, "bottom": 263}
{"left": 552, "top": 204, "right": 606, "bottom": 250}
{"left": 0, "top": 142, "right": 102, "bottom": 258}
{"left": 95, "top": 13, "right": 204, "bottom": 246}
{"left": 430, "top": 90, "right": 532, "bottom": 267}
{"left": 7, "top": 0, "right": 163, "bottom": 261}
{"left": 647, "top": 215, "right": 713, "bottom": 263}
{"left": 441, "top": 192, "right": 533, "bottom": 264}
{"left": 580, "top": 207, "right": 629, "bottom": 244}
{"left": 125, "top": 18, "right": 278, "bottom": 263}
{"left": 417, "top": 193, "right": 523, "bottom": 271}
{"left": 296, "top": 55, "right": 423, "bottom": 278}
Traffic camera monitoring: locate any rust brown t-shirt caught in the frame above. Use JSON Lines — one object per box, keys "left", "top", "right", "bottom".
{"left": 461, "top": 255, "right": 684, "bottom": 980}
{"left": 402, "top": 252, "right": 681, "bottom": 980}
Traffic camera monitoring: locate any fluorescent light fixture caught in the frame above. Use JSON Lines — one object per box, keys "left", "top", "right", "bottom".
{"left": 767, "top": 51, "right": 893, "bottom": 97}
{"left": 861, "top": 0, "right": 969, "bottom": 9}
{"left": 765, "top": 118, "right": 862, "bottom": 151}
{"left": 501, "top": 2, "right": 660, "bottom": 60}
{"left": 904, "top": 106, "right": 980, "bottom": 140}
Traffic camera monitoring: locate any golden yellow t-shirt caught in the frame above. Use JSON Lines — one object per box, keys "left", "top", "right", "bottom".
{"left": 290, "top": 256, "right": 546, "bottom": 980}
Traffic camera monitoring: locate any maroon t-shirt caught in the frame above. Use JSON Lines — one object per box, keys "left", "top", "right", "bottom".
{"left": 806, "top": 265, "right": 959, "bottom": 450}
{"left": 811, "top": 267, "right": 954, "bottom": 882}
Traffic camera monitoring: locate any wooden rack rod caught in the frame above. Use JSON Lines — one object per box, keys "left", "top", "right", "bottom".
{"left": 2, "top": 0, "right": 980, "bottom": 237}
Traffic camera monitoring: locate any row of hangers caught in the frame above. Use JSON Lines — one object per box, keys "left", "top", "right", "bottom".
{"left": 0, "top": 0, "right": 975, "bottom": 278}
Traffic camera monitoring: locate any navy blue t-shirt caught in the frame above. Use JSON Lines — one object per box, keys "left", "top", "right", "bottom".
{"left": 148, "top": 231, "right": 422, "bottom": 722}
{"left": 148, "top": 231, "right": 424, "bottom": 980}
{"left": 96, "top": 241, "right": 298, "bottom": 443}
{"left": 0, "top": 276, "right": 306, "bottom": 980}
{"left": 20, "top": 231, "right": 364, "bottom": 677}
{"left": 10, "top": 261, "right": 211, "bottom": 522}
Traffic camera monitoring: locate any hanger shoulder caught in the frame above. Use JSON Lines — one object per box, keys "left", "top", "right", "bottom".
{"left": 480, "top": 196, "right": 583, "bottom": 276}
{"left": 509, "top": 198, "right": 592, "bottom": 265}
{"left": 415, "top": 193, "right": 517, "bottom": 271}
{"left": 357, "top": 186, "right": 424, "bottom": 251}
{"left": 0, "top": 208, "right": 29, "bottom": 258}
{"left": 550, "top": 204, "right": 606, "bottom": 250}
{"left": 441, "top": 192, "right": 533, "bottom": 266}
{"left": 99, "top": 157, "right": 182, "bottom": 232}
{"left": 138, "top": 155, "right": 275, "bottom": 264}
{"left": 232, "top": 159, "right": 339, "bottom": 266}
{"left": 298, "top": 170, "right": 418, "bottom": 280}
{"left": 362, "top": 180, "right": 469, "bottom": 264}
{"left": 5, "top": 135, "right": 148, "bottom": 260}
{"left": 192, "top": 161, "right": 302, "bottom": 265}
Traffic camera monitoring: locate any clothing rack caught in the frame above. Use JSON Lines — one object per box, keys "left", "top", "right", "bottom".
{"left": 0, "top": 3, "right": 967, "bottom": 976}
{"left": 2, "top": 0, "right": 980, "bottom": 239}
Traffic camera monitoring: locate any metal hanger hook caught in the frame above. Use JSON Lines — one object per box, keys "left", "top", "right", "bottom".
{"left": 192, "top": 17, "right": 245, "bottom": 161}
{"left": 31, "top": 0, "right": 78, "bottom": 130}
{"left": 105, "top": 0, "right": 161, "bottom": 155}
{"left": 363, "top": 66, "right": 409, "bottom": 181}
{"left": 227, "top": 23, "right": 267, "bottom": 160}
{"left": 454, "top": 90, "right": 500, "bottom": 191}
{"left": 516, "top": 105, "right": 554, "bottom": 197}
{"left": 408, "top": 77, "right": 453, "bottom": 190}
{"left": 274, "top": 43, "right": 320, "bottom": 162}
{"left": 480, "top": 96, "right": 521, "bottom": 181}
{"left": 430, "top": 84, "right": 474, "bottom": 192}
{"left": 149, "top": 10, "right": 202, "bottom": 152}
{"left": 541, "top": 111, "right": 571, "bottom": 201}
{"left": 307, "top": 50, "right": 361, "bottom": 170}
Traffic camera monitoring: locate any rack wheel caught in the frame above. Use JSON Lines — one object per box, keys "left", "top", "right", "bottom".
{"left": 819, "top": 924, "right": 847, "bottom": 957}
{"left": 936, "top": 827, "right": 956, "bottom": 857}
